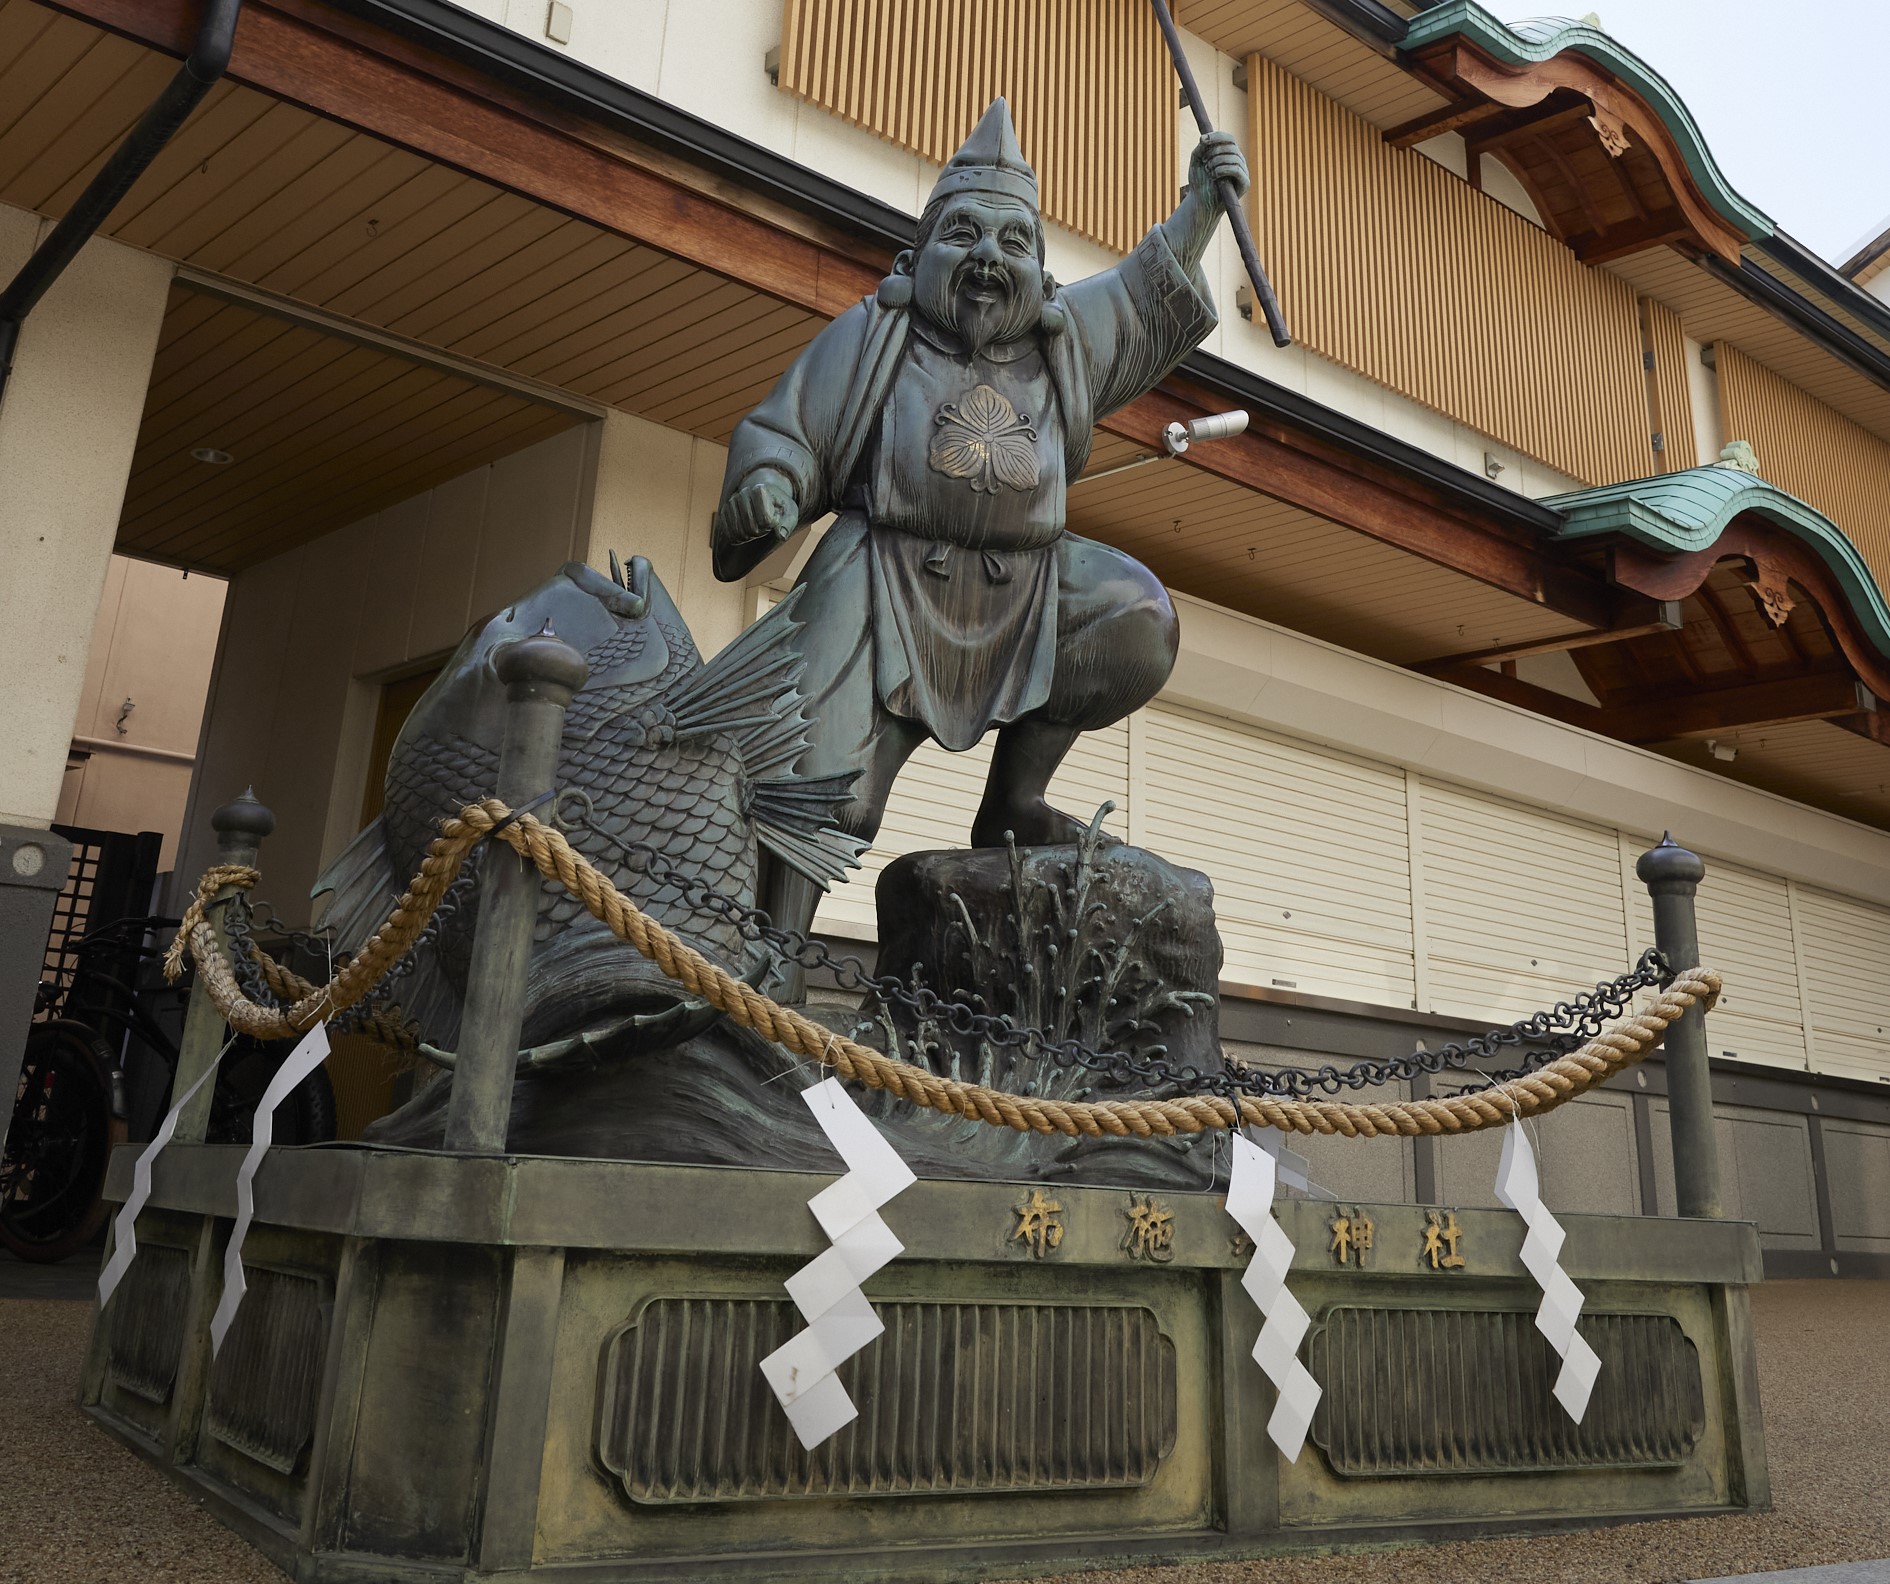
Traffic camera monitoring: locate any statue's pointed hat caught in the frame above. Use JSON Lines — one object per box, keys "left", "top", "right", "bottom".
{"left": 929, "top": 97, "right": 1038, "bottom": 208}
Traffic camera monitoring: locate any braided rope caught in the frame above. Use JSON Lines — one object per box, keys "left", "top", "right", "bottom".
{"left": 167, "top": 801, "right": 1721, "bottom": 1139}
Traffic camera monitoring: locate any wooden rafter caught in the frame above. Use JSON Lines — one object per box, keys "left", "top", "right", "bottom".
{"left": 1403, "top": 35, "right": 1749, "bottom": 264}
{"left": 1411, "top": 601, "right": 1681, "bottom": 672}
{"left": 1434, "top": 664, "right": 1877, "bottom": 744}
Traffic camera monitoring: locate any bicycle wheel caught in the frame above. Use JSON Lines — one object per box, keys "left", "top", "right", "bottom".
{"left": 1, "top": 1021, "right": 124, "bottom": 1263}
{"left": 206, "top": 1038, "right": 338, "bottom": 1147}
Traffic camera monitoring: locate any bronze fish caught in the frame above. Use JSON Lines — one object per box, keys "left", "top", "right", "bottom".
{"left": 313, "top": 556, "right": 861, "bottom": 1070}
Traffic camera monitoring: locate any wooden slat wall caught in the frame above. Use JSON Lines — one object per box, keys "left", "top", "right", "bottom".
{"left": 778, "top": 0, "right": 1176, "bottom": 256}
{"left": 1715, "top": 341, "right": 1890, "bottom": 591}
{"left": 1640, "top": 296, "right": 1697, "bottom": 471}
{"left": 1245, "top": 53, "right": 1651, "bottom": 487}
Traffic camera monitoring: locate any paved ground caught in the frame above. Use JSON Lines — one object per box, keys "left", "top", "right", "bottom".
{"left": 0, "top": 1257, "right": 1883, "bottom": 1584}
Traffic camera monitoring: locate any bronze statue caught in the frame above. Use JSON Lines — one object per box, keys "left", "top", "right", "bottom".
{"left": 714, "top": 99, "right": 1248, "bottom": 940}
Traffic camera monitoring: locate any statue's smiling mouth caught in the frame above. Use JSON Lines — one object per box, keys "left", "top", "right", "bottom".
{"left": 957, "top": 265, "right": 1010, "bottom": 301}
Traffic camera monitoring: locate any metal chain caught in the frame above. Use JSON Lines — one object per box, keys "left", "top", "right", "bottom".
{"left": 546, "top": 794, "right": 1673, "bottom": 1099}
{"left": 224, "top": 880, "right": 477, "bottom": 1039}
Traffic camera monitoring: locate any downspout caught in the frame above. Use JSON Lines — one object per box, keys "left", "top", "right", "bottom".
{"left": 0, "top": 0, "right": 242, "bottom": 410}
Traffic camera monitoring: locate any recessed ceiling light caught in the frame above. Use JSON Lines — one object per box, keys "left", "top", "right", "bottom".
{"left": 191, "top": 446, "right": 234, "bottom": 465}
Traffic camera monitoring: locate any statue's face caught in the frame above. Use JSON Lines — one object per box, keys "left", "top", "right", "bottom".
{"left": 912, "top": 194, "right": 1045, "bottom": 354}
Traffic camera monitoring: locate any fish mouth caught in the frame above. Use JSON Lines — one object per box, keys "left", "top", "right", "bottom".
{"left": 513, "top": 927, "right": 773, "bottom": 1066}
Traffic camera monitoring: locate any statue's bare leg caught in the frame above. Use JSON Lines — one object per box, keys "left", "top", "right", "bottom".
{"left": 970, "top": 534, "right": 1178, "bottom": 848}
{"left": 971, "top": 720, "right": 1089, "bottom": 847}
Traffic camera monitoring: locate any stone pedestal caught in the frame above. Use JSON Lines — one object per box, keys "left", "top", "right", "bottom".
{"left": 87, "top": 1143, "right": 1768, "bottom": 1582}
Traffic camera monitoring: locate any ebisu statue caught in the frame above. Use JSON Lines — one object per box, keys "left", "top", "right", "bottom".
{"left": 712, "top": 98, "right": 1248, "bottom": 945}
{"left": 323, "top": 101, "right": 1242, "bottom": 1184}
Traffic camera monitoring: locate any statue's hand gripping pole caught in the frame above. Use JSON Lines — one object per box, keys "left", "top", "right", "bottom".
{"left": 1149, "top": 0, "right": 1291, "bottom": 348}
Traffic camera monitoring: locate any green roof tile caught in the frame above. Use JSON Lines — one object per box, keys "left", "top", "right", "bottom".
{"left": 1545, "top": 465, "right": 1890, "bottom": 659}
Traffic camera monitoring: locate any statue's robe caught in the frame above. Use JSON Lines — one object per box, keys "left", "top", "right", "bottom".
{"left": 720, "top": 225, "right": 1215, "bottom": 777}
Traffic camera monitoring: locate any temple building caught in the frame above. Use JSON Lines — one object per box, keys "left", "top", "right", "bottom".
{"left": 4, "top": 0, "right": 1889, "bottom": 1276}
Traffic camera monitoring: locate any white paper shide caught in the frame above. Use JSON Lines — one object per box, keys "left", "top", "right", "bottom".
{"left": 1225, "top": 1133, "right": 1322, "bottom": 1461}
{"left": 1495, "top": 1122, "right": 1601, "bottom": 1423}
{"left": 760, "top": 1077, "right": 916, "bottom": 1449}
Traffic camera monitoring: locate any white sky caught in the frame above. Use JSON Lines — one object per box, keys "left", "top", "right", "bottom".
{"left": 1485, "top": 1, "right": 1889, "bottom": 264}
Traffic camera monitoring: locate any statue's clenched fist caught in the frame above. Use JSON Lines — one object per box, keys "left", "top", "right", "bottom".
{"left": 1190, "top": 130, "right": 1249, "bottom": 203}
{"left": 710, "top": 470, "right": 798, "bottom": 580}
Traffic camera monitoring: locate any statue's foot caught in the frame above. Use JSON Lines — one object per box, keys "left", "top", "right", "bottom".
{"left": 971, "top": 797, "right": 1092, "bottom": 848}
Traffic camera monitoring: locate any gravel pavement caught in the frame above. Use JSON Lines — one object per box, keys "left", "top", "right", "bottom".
{"left": 0, "top": 1276, "right": 1882, "bottom": 1584}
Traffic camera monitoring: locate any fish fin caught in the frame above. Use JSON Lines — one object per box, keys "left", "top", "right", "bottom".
{"left": 749, "top": 771, "right": 870, "bottom": 890}
{"left": 310, "top": 815, "right": 462, "bottom": 1050}
{"left": 311, "top": 817, "right": 398, "bottom": 943}
{"left": 662, "top": 587, "right": 812, "bottom": 777}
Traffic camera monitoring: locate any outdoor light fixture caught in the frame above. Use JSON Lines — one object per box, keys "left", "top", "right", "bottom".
{"left": 1161, "top": 408, "right": 1249, "bottom": 454}
{"left": 191, "top": 446, "right": 234, "bottom": 464}
{"left": 1707, "top": 739, "right": 1738, "bottom": 762}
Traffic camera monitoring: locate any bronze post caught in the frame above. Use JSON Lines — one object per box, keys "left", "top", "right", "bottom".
{"left": 172, "top": 788, "right": 274, "bottom": 1144}
{"left": 442, "top": 624, "right": 586, "bottom": 1156}
{"left": 1637, "top": 834, "right": 1722, "bottom": 1218}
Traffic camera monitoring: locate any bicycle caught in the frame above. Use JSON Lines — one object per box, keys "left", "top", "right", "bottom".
{"left": 2, "top": 914, "right": 336, "bottom": 1264}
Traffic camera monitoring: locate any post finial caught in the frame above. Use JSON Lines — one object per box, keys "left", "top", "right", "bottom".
{"left": 494, "top": 624, "right": 588, "bottom": 702}
{"left": 211, "top": 786, "right": 276, "bottom": 842}
{"left": 1636, "top": 833, "right": 1704, "bottom": 890}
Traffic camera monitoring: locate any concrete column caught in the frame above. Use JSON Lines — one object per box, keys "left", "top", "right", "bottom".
{"left": 0, "top": 204, "right": 171, "bottom": 1139}
{"left": 583, "top": 408, "right": 747, "bottom": 656}
{"left": 0, "top": 205, "right": 173, "bottom": 829}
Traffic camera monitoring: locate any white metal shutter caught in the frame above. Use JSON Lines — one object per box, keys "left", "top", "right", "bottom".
{"left": 1795, "top": 886, "right": 1890, "bottom": 1081}
{"left": 1421, "top": 783, "right": 1627, "bottom": 1023}
{"left": 1695, "top": 855, "right": 1810, "bottom": 1070}
{"left": 1142, "top": 704, "right": 1416, "bottom": 1005}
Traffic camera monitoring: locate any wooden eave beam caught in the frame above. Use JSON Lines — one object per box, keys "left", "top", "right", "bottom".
{"left": 1100, "top": 375, "right": 1628, "bottom": 632}
{"left": 1609, "top": 671, "right": 1877, "bottom": 743}
{"left": 1384, "top": 98, "right": 1508, "bottom": 148}
{"left": 43, "top": 0, "right": 889, "bottom": 319}
{"left": 1408, "top": 37, "right": 1747, "bottom": 266}
{"left": 1832, "top": 711, "right": 1890, "bottom": 748}
{"left": 1460, "top": 98, "right": 1595, "bottom": 156}
{"left": 1433, "top": 663, "right": 1878, "bottom": 745}
{"left": 1567, "top": 211, "right": 1695, "bottom": 265}
{"left": 1411, "top": 600, "right": 1682, "bottom": 672}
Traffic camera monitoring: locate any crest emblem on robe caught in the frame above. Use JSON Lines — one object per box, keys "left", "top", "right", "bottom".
{"left": 929, "top": 383, "right": 1040, "bottom": 494}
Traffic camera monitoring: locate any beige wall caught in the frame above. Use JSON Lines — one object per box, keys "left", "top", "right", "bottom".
{"left": 56, "top": 555, "right": 226, "bottom": 867}
{"left": 177, "top": 410, "right": 749, "bottom": 914}
{"left": 0, "top": 204, "right": 173, "bottom": 830}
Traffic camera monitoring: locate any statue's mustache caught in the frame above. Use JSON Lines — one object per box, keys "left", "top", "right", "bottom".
{"left": 954, "top": 260, "right": 1011, "bottom": 297}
